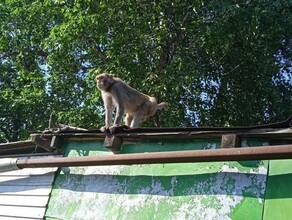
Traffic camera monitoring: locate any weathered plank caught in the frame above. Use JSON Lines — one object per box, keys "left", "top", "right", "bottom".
{"left": 0, "top": 185, "right": 53, "bottom": 196}
{"left": 104, "top": 135, "right": 123, "bottom": 153}
{"left": 0, "top": 217, "right": 42, "bottom": 220}
{"left": 38, "top": 127, "right": 292, "bottom": 142}
{"left": 0, "top": 206, "right": 46, "bottom": 219}
{"left": 0, "top": 195, "right": 49, "bottom": 207}
{"left": 0, "top": 167, "right": 58, "bottom": 176}
{"left": 0, "top": 174, "right": 55, "bottom": 185}
{"left": 221, "top": 134, "right": 240, "bottom": 148}
{"left": 0, "top": 141, "right": 35, "bottom": 149}
{"left": 31, "top": 135, "right": 53, "bottom": 151}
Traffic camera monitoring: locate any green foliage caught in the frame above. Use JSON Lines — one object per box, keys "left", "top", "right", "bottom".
{"left": 0, "top": 0, "right": 291, "bottom": 142}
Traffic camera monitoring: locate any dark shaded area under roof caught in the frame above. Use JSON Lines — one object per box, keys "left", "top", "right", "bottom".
{"left": 0, "top": 140, "right": 52, "bottom": 158}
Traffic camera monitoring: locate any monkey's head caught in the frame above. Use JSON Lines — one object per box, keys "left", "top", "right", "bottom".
{"left": 95, "top": 73, "right": 115, "bottom": 92}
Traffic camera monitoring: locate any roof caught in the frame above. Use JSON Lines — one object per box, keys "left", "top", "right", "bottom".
{"left": 0, "top": 141, "right": 50, "bottom": 158}
{"left": 0, "top": 116, "right": 291, "bottom": 156}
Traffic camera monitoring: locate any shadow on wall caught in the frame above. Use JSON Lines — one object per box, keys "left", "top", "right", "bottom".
{"left": 48, "top": 171, "right": 272, "bottom": 199}
{"left": 3, "top": 170, "right": 290, "bottom": 199}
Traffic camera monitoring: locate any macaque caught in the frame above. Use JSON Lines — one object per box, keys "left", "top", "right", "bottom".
{"left": 95, "top": 73, "right": 168, "bottom": 131}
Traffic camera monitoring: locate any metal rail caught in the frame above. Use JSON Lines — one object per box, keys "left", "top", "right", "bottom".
{"left": 16, "top": 144, "right": 292, "bottom": 168}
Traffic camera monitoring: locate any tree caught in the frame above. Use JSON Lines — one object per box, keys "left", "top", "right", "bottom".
{"left": 0, "top": 1, "right": 51, "bottom": 141}
{"left": 0, "top": 0, "right": 291, "bottom": 142}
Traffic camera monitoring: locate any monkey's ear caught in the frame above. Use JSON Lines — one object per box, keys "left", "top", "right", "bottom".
{"left": 106, "top": 73, "right": 114, "bottom": 78}
{"left": 103, "top": 72, "right": 114, "bottom": 78}
{"left": 95, "top": 75, "right": 101, "bottom": 82}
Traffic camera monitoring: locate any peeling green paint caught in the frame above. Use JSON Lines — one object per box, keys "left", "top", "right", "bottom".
{"left": 46, "top": 139, "right": 269, "bottom": 220}
{"left": 263, "top": 159, "right": 292, "bottom": 220}
{"left": 231, "top": 196, "right": 263, "bottom": 220}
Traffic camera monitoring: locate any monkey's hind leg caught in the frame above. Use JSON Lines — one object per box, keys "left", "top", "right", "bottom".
{"left": 130, "top": 111, "right": 143, "bottom": 128}
{"left": 124, "top": 114, "right": 133, "bottom": 127}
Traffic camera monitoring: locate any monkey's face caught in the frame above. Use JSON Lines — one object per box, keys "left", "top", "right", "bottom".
{"left": 95, "top": 74, "right": 114, "bottom": 91}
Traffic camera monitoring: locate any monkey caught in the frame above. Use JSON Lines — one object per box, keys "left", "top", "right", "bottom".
{"left": 95, "top": 73, "right": 168, "bottom": 131}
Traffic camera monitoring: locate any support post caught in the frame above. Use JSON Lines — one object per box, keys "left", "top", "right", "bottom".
{"left": 221, "top": 134, "right": 240, "bottom": 148}
{"left": 103, "top": 135, "right": 123, "bottom": 154}
{"left": 32, "top": 135, "right": 54, "bottom": 152}
{"left": 50, "top": 136, "right": 63, "bottom": 149}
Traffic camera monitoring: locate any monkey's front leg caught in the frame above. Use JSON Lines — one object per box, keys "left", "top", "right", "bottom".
{"left": 101, "top": 109, "right": 112, "bottom": 133}
{"left": 107, "top": 105, "right": 124, "bottom": 134}
{"left": 101, "top": 92, "right": 113, "bottom": 132}
{"left": 112, "top": 105, "right": 124, "bottom": 127}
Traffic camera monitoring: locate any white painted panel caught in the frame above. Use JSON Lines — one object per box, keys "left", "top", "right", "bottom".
{"left": 0, "top": 195, "right": 48, "bottom": 207}
{"left": 0, "top": 217, "right": 42, "bottom": 220}
{"left": 0, "top": 156, "right": 58, "bottom": 219}
{"left": 0, "top": 174, "right": 55, "bottom": 186}
{"left": 0, "top": 205, "right": 46, "bottom": 218}
{"left": 0, "top": 185, "right": 52, "bottom": 196}
{"left": 0, "top": 167, "right": 58, "bottom": 176}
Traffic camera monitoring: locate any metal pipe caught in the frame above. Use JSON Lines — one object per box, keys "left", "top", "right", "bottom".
{"left": 0, "top": 158, "right": 19, "bottom": 173}
{"left": 16, "top": 145, "right": 292, "bottom": 168}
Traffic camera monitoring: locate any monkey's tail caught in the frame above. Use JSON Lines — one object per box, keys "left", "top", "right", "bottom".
{"left": 157, "top": 102, "right": 168, "bottom": 110}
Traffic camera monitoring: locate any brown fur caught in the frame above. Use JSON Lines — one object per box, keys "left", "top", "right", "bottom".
{"left": 95, "top": 73, "right": 168, "bottom": 130}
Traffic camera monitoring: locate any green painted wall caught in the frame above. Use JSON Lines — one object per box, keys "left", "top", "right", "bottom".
{"left": 263, "top": 159, "right": 292, "bottom": 220}
{"left": 46, "top": 139, "right": 269, "bottom": 220}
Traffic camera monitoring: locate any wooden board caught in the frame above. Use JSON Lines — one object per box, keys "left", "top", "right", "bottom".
{"left": 0, "top": 184, "right": 53, "bottom": 195}
{"left": 0, "top": 174, "right": 55, "bottom": 185}
{"left": 0, "top": 195, "right": 49, "bottom": 207}
{"left": 0, "top": 206, "right": 46, "bottom": 219}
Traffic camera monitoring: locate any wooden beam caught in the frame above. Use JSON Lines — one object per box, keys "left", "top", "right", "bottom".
{"left": 221, "top": 134, "right": 240, "bottom": 148}
{"left": 103, "top": 135, "right": 123, "bottom": 154}
{"left": 31, "top": 135, "right": 53, "bottom": 152}
{"left": 50, "top": 136, "right": 63, "bottom": 149}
